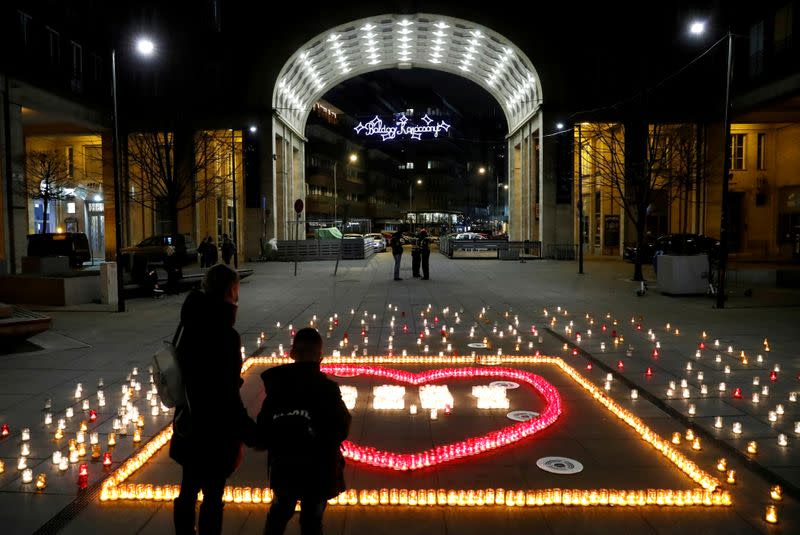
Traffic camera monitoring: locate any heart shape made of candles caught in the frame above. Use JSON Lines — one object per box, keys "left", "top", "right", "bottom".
{"left": 321, "top": 365, "right": 562, "bottom": 471}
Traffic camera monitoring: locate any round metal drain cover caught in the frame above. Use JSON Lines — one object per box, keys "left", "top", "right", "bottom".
{"left": 506, "top": 410, "right": 539, "bottom": 422}
{"left": 468, "top": 342, "right": 488, "bottom": 349}
{"left": 490, "top": 380, "right": 519, "bottom": 389}
{"left": 536, "top": 456, "right": 584, "bottom": 474}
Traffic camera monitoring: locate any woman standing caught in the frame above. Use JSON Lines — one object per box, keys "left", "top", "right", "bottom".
{"left": 170, "top": 264, "right": 255, "bottom": 534}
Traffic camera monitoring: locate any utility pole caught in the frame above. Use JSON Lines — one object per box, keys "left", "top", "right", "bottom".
{"left": 716, "top": 31, "right": 734, "bottom": 309}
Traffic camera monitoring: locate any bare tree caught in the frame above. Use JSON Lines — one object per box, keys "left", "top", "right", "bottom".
{"left": 126, "top": 130, "right": 234, "bottom": 235}
{"left": 23, "top": 150, "right": 76, "bottom": 233}
{"left": 579, "top": 122, "right": 698, "bottom": 281}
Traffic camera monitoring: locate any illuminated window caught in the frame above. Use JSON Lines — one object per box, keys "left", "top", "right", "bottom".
{"left": 757, "top": 133, "right": 766, "bottom": 170}
{"left": 730, "top": 134, "right": 746, "bottom": 171}
{"left": 406, "top": 162, "right": 414, "bottom": 170}
{"left": 67, "top": 202, "right": 76, "bottom": 214}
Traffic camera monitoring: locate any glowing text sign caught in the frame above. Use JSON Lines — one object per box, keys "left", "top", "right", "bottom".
{"left": 353, "top": 114, "right": 451, "bottom": 141}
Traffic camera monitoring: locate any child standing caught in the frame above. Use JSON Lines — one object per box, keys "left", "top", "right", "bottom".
{"left": 257, "top": 328, "right": 351, "bottom": 535}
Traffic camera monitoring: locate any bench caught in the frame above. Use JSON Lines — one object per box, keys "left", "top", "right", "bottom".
{"left": 0, "top": 303, "right": 52, "bottom": 339}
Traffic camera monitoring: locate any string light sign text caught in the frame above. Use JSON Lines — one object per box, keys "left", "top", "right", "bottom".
{"left": 353, "top": 114, "right": 451, "bottom": 141}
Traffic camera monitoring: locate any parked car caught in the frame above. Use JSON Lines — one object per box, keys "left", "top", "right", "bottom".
{"left": 122, "top": 234, "right": 198, "bottom": 280}
{"left": 26, "top": 232, "right": 91, "bottom": 268}
{"left": 364, "top": 233, "right": 387, "bottom": 252}
{"left": 343, "top": 233, "right": 364, "bottom": 240}
{"left": 452, "top": 232, "right": 487, "bottom": 241}
{"left": 624, "top": 234, "right": 719, "bottom": 263}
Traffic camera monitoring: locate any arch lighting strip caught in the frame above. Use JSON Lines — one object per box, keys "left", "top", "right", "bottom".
{"left": 99, "top": 355, "right": 730, "bottom": 508}
{"left": 272, "top": 14, "right": 543, "bottom": 133}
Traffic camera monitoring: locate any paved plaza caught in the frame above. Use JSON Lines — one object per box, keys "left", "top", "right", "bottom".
{"left": 2, "top": 251, "right": 800, "bottom": 534}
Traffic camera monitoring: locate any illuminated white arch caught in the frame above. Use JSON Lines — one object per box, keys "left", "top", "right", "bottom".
{"left": 272, "top": 13, "right": 543, "bottom": 133}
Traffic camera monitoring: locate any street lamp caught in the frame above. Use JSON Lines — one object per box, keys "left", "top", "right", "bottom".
{"left": 690, "top": 21, "right": 734, "bottom": 309}
{"left": 110, "top": 35, "right": 156, "bottom": 312}
{"left": 478, "top": 166, "right": 486, "bottom": 175}
{"left": 409, "top": 178, "right": 423, "bottom": 214}
{"left": 333, "top": 152, "right": 357, "bottom": 224}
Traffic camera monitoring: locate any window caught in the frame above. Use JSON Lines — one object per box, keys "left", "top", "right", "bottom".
{"left": 774, "top": 3, "right": 794, "bottom": 52}
{"left": 757, "top": 133, "right": 767, "bottom": 170}
{"left": 731, "top": 134, "right": 746, "bottom": 170}
{"left": 47, "top": 27, "right": 60, "bottom": 64}
{"left": 71, "top": 42, "right": 83, "bottom": 79}
{"left": 17, "top": 10, "right": 31, "bottom": 46}
{"left": 749, "top": 20, "right": 765, "bottom": 77}
{"left": 580, "top": 144, "right": 591, "bottom": 176}
{"left": 66, "top": 147, "right": 74, "bottom": 177}
{"left": 406, "top": 162, "right": 414, "bottom": 170}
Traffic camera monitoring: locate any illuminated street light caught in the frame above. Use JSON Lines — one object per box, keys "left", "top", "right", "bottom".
{"left": 135, "top": 38, "right": 155, "bottom": 56}
{"left": 111, "top": 36, "right": 157, "bottom": 312}
{"left": 556, "top": 122, "right": 564, "bottom": 129}
{"left": 689, "top": 21, "right": 705, "bottom": 35}
{"left": 349, "top": 153, "right": 358, "bottom": 163}
{"left": 249, "top": 125, "right": 258, "bottom": 133}
{"left": 478, "top": 166, "right": 486, "bottom": 175}
{"left": 417, "top": 178, "right": 423, "bottom": 185}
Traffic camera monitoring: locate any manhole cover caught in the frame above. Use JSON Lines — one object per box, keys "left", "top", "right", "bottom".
{"left": 491, "top": 381, "right": 520, "bottom": 389}
{"left": 468, "top": 342, "right": 488, "bottom": 349}
{"left": 536, "top": 456, "right": 584, "bottom": 474}
{"left": 506, "top": 410, "right": 539, "bottom": 421}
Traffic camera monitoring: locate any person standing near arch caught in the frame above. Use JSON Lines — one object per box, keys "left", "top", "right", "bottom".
{"left": 390, "top": 229, "right": 404, "bottom": 281}
{"left": 418, "top": 228, "right": 431, "bottom": 280}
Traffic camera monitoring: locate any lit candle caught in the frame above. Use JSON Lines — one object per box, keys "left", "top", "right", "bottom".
{"left": 21, "top": 428, "right": 30, "bottom": 441}
{"left": 732, "top": 422, "right": 742, "bottom": 434}
{"left": 35, "top": 473, "right": 46, "bottom": 490}
{"left": 716, "top": 458, "right": 726, "bottom": 472}
{"left": 22, "top": 468, "right": 33, "bottom": 483}
{"left": 747, "top": 441, "right": 758, "bottom": 454}
{"left": 778, "top": 434, "right": 788, "bottom": 447}
{"left": 726, "top": 469, "right": 736, "bottom": 484}
{"left": 765, "top": 505, "right": 778, "bottom": 524}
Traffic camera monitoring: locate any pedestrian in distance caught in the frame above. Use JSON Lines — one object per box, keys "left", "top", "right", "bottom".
{"left": 411, "top": 233, "right": 421, "bottom": 278}
{"left": 390, "top": 229, "right": 404, "bottom": 281}
{"left": 164, "top": 245, "right": 181, "bottom": 295}
{"left": 171, "top": 264, "right": 257, "bottom": 535}
{"left": 418, "top": 228, "right": 431, "bottom": 280}
{"left": 221, "top": 234, "right": 237, "bottom": 266}
{"left": 256, "top": 327, "right": 351, "bottom": 535}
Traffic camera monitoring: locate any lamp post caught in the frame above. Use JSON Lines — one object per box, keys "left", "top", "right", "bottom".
{"left": 690, "top": 22, "right": 734, "bottom": 308}
{"left": 409, "top": 178, "right": 422, "bottom": 213}
{"left": 230, "top": 128, "right": 238, "bottom": 268}
{"left": 110, "top": 36, "right": 155, "bottom": 312}
{"left": 577, "top": 122, "right": 584, "bottom": 274}
{"left": 716, "top": 31, "right": 735, "bottom": 309}
{"left": 333, "top": 152, "right": 357, "bottom": 226}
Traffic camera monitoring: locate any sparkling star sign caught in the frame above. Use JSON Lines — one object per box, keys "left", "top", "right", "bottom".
{"left": 353, "top": 114, "right": 451, "bottom": 141}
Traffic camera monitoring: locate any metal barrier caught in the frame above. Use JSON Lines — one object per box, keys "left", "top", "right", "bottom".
{"left": 275, "top": 239, "right": 375, "bottom": 261}
{"left": 438, "top": 238, "right": 542, "bottom": 260}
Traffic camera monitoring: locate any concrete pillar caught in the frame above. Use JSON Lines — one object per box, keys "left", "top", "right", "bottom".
{"left": 101, "top": 131, "right": 118, "bottom": 260}
{"left": 0, "top": 97, "right": 28, "bottom": 274}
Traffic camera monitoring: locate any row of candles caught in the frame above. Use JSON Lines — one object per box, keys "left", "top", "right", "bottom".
{"left": 101, "top": 484, "right": 730, "bottom": 508}
{"left": 100, "top": 354, "right": 732, "bottom": 510}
